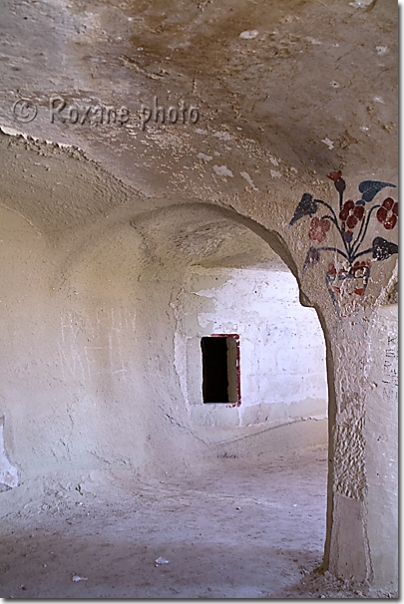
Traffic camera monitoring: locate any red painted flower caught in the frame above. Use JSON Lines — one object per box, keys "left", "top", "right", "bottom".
{"left": 339, "top": 200, "right": 365, "bottom": 230}
{"left": 308, "top": 217, "right": 330, "bottom": 242}
{"left": 327, "top": 262, "right": 337, "bottom": 277}
{"left": 351, "top": 261, "right": 370, "bottom": 295}
{"left": 377, "top": 197, "right": 398, "bottom": 230}
{"left": 352, "top": 260, "right": 369, "bottom": 277}
{"left": 327, "top": 170, "right": 346, "bottom": 194}
{"left": 327, "top": 170, "right": 342, "bottom": 182}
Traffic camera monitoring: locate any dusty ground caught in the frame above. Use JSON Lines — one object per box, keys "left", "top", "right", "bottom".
{"left": 0, "top": 445, "right": 396, "bottom": 599}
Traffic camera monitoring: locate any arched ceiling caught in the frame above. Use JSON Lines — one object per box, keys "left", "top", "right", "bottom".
{"left": 0, "top": 0, "right": 397, "bottom": 206}
{"left": 129, "top": 203, "right": 286, "bottom": 269}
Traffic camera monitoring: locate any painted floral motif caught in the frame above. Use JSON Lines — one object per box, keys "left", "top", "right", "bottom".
{"left": 289, "top": 172, "right": 398, "bottom": 317}
{"left": 339, "top": 199, "right": 364, "bottom": 232}
{"left": 376, "top": 197, "right": 398, "bottom": 230}
{"left": 309, "top": 217, "right": 331, "bottom": 242}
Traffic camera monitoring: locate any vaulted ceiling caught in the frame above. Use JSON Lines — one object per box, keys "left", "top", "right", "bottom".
{"left": 0, "top": 0, "right": 397, "bottom": 207}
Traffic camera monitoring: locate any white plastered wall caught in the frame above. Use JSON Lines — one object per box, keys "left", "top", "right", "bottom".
{"left": 173, "top": 264, "right": 328, "bottom": 433}
{"left": 0, "top": 195, "right": 329, "bottom": 479}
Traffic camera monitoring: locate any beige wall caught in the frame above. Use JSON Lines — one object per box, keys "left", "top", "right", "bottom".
{"left": 0, "top": 0, "right": 398, "bottom": 588}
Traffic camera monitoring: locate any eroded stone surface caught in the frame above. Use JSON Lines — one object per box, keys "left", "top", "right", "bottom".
{"left": 0, "top": 418, "right": 19, "bottom": 491}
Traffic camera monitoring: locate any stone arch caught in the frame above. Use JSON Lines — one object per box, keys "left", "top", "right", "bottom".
{"left": 0, "top": 128, "right": 397, "bottom": 591}
{"left": 119, "top": 200, "right": 333, "bottom": 564}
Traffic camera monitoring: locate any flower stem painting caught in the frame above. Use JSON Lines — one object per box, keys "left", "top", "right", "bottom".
{"left": 289, "top": 172, "right": 398, "bottom": 318}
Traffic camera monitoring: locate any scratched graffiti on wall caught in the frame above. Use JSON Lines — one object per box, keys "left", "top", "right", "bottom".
{"left": 57, "top": 308, "right": 136, "bottom": 384}
{"left": 289, "top": 172, "right": 398, "bottom": 318}
{"left": 382, "top": 334, "right": 398, "bottom": 404}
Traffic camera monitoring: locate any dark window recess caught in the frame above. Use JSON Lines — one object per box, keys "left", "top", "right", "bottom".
{"left": 201, "top": 335, "right": 240, "bottom": 404}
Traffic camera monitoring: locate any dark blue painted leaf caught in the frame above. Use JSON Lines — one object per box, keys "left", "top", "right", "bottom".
{"left": 289, "top": 193, "right": 318, "bottom": 227}
{"left": 359, "top": 180, "right": 396, "bottom": 202}
{"left": 302, "top": 247, "right": 320, "bottom": 275}
{"left": 372, "top": 237, "right": 398, "bottom": 261}
{"left": 355, "top": 200, "right": 366, "bottom": 206}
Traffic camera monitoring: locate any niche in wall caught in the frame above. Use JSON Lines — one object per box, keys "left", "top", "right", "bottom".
{"left": 201, "top": 335, "right": 240, "bottom": 405}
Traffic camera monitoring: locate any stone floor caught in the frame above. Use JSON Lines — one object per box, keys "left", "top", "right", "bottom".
{"left": 0, "top": 445, "right": 394, "bottom": 599}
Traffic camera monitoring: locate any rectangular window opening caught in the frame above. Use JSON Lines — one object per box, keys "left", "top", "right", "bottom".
{"left": 201, "top": 335, "right": 240, "bottom": 405}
